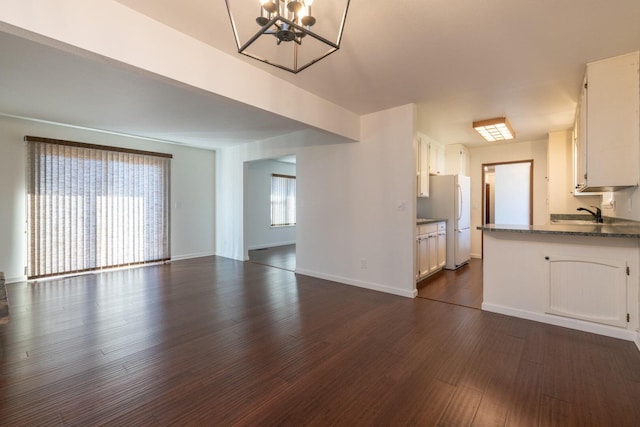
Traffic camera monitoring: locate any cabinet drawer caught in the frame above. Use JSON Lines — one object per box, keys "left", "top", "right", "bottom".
{"left": 437, "top": 222, "right": 446, "bottom": 232}
{"left": 418, "top": 223, "right": 437, "bottom": 235}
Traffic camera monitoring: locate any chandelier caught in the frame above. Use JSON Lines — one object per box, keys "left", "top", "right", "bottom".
{"left": 225, "top": 0, "right": 350, "bottom": 73}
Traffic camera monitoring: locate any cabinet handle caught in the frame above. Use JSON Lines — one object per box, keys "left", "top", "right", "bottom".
{"left": 545, "top": 256, "right": 549, "bottom": 260}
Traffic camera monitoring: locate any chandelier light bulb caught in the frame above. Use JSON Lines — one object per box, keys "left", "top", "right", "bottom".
{"left": 287, "top": 1, "right": 303, "bottom": 14}
{"left": 261, "top": 0, "right": 277, "bottom": 14}
{"left": 227, "top": 0, "right": 349, "bottom": 73}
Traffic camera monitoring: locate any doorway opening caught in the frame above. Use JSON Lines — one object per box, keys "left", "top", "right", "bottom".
{"left": 481, "top": 160, "right": 533, "bottom": 256}
{"left": 245, "top": 155, "right": 297, "bottom": 271}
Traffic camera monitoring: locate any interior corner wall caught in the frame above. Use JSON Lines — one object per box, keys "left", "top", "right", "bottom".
{"left": 216, "top": 104, "right": 417, "bottom": 298}
{"left": 0, "top": 115, "right": 215, "bottom": 282}
{"left": 246, "top": 159, "right": 296, "bottom": 250}
{"left": 468, "top": 139, "right": 548, "bottom": 259}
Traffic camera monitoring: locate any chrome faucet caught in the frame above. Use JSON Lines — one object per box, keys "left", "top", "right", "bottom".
{"left": 577, "top": 206, "right": 603, "bottom": 223}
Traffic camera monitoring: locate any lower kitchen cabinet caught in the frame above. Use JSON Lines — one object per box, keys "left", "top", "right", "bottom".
{"left": 546, "top": 255, "right": 628, "bottom": 328}
{"left": 416, "top": 235, "right": 429, "bottom": 280}
{"left": 416, "top": 221, "right": 446, "bottom": 281}
{"left": 483, "top": 231, "right": 639, "bottom": 341}
{"left": 437, "top": 222, "right": 446, "bottom": 269}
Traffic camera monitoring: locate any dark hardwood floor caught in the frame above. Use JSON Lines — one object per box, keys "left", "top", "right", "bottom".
{"left": 417, "top": 259, "right": 483, "bottom": 309}
{"left": 249, "top": 244, "right": 296, "bottom": 271}
{"left": 1, "top": 256, "right": 640, "bottom": 425}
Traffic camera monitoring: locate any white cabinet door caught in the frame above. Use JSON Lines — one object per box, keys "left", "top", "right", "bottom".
{"left": 429, "top": 141, "right": 444, "bottom": 175}
{"left": 427, "top": 232, "right": 438, "bottom": 273}
{"left": 546, "top": 255, "right": 628, "bottom": 327}
{"left": 576, "top": 52, "right": 640, "bottom": 192}
{"left": 417, "top": 138, "right": 429, "bottom": 197}
{"left": 445, "top": 144, "right": 469, "bottom": 176}
{"left": 437, "top": 229, "right": 446, "bottom": 269}
{"left": 417, "top": 236, "right": 429, "bottom": 279}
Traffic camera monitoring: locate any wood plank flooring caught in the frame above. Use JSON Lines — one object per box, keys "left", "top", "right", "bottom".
{"left": 1, "top": 256, "right": 640, "bottom": 425}
{"left": 417, "top": 259, "right": 483, "bottom": 309}
{"left": 249, "top": 244, "right": 296, "bottom": 271}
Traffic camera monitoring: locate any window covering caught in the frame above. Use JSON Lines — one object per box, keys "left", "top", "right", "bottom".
{"left": 25, "top": 136, "right": 171, "bottom": 279}
{"left": 271, "top": 174, "right": 296, "bottom": 226}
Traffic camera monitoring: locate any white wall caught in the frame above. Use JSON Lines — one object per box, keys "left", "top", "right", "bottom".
{"left": 0, "top": 0, "right": 359, "bottom": 142}
{"left": 547, "top": 130, "right": 601, "bottom": 214}
{"left": 468, "top": 139, "right": 548, "bottom": 259}
{"left": 217, "top": 104, "right": 417, "bottom": 298}
{"left": 609, "top": 186, "right": 640, "bottom": 221}
{"left": 0, "top": 115, "right": 215, "bottom": 282}
{"left": 246, "top": 159, "right": 296, "bottom": 250}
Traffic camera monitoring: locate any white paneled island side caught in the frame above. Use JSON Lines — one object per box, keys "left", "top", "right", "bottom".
{"left": 480, "top": 223, "right": 640, "bottom": 346}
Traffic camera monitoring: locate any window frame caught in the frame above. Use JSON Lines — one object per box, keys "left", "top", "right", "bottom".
{"left": 270, "top": 173, "right": 296, "bottom": 227}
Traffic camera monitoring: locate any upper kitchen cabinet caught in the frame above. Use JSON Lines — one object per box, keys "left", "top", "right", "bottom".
{"left": 417, "top": 135, "right": 429, "bottom": 197}
{"left": 428, "top": 138, "right": 445, "bottom": 175}
{"left": 417, "top": 133, "right": 448, "bottom": 197}
{"left": 574, "top": 51, "right": 640, "bottom": 193}
{"left": 445, "top": 144, "right": 469, "bottom": 176}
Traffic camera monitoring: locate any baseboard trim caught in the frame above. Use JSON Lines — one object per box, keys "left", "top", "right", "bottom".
{"left": 295, "top": 268, "right": 417, "bottom": 299}
{"left": 482, "top": 302, "right": 637, "bottom": 342}
{"left": 470, "top": 253, "right": 482, "bottom": 259}
{"left": 170, "top": 252, "right": 215, "bottom": 262}
{"left": 635, "top": 333, "right": 640, "bottom": 352}
{"left": 6, "top": 275, "right": 27, "bottom": 284}
{"left": 248, "top": 241, "right": 296, "bottom": 251}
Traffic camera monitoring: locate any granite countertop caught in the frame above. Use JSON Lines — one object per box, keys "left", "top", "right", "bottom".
{"left": 417, "top": 218, "right": 446, "bottom": 225}
{"left": 478, "top": 222, "right": 640, "bottom": 238}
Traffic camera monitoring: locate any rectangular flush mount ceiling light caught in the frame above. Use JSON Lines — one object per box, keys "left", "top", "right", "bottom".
{"left": 473, "top": 117, "right": 515, "bottom": 142}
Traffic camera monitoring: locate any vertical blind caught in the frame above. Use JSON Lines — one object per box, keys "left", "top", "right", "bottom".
{"left": 271, "top": 174, "right": 296, "bottom": 226}
{"left": 26, "top": 136, "right": 171, "bottom": 279}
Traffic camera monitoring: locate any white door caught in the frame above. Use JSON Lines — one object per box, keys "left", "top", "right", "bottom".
{"left": 456, "top": 175, "right": 471, "bottom": 230}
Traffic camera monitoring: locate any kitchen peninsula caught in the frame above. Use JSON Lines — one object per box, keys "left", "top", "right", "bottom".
{"left": 479, "top": 222, "right": 640, "bottom": 345}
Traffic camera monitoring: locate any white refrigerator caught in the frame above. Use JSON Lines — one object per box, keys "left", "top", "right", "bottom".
{"left": 425, "top": 174, "right": 471, "bottom": 270}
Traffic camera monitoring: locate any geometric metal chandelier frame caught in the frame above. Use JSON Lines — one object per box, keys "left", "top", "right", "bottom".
{"left": 225, "top": 0, "right": 350, "bottom": 73}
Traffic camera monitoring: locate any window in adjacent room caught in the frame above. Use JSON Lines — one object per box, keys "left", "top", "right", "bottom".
{"left": 25, "top": 136, "right": 172, "bottom": 279}
{"left": 270, "top": 174, "right": 296, "bottom": 226}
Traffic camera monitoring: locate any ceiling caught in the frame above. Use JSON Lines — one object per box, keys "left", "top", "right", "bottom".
{"left": 2, "top": 0, "right": 640, "bottom": 149}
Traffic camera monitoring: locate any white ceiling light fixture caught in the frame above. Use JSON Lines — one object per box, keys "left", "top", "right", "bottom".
{"left": 473, "top": 117, "right": 516, "bottom": 142}
{"left": 225, "top": 0, "right": 350, "bottom": 73}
